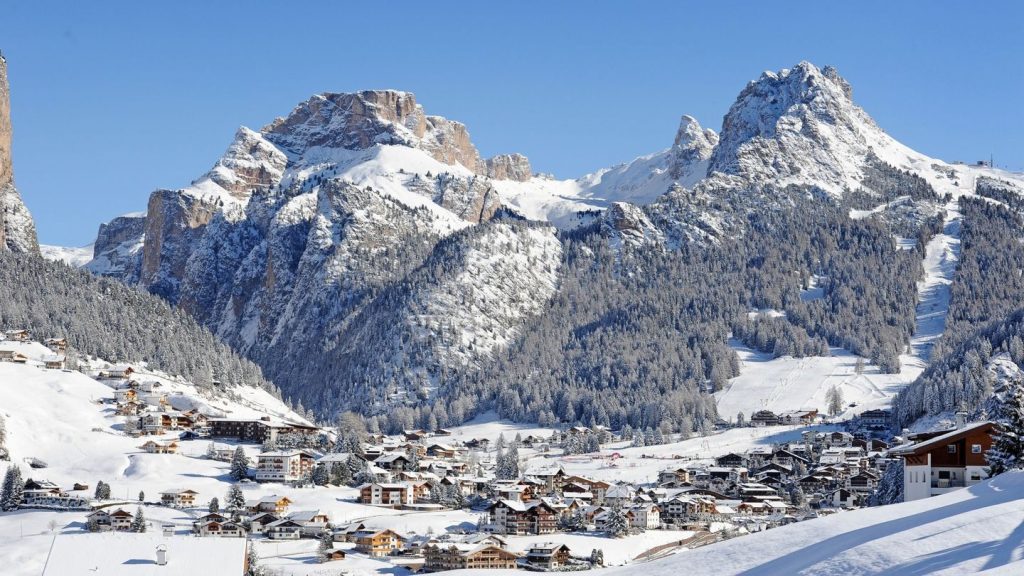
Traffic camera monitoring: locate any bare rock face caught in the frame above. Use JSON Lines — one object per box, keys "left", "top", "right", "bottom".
{"left": 485, "top": 153, "right": 532, "bottom": 182}
{"left": 140, "top": 189, "right": 222, "bottom": 303}
{"left": 85, "top": 213, "right": 147, "bottom": 283}
{"left": 601, "top": 201, "right": 665, "bottom": 247}
{"left": 263, "top": 90, "right": 483, "bottom": 172}
{"left": 0, "top": 53, "right": 38, "bottom": 253}
{"left": 204, "top": 127, "right": 288, "bottom": 200}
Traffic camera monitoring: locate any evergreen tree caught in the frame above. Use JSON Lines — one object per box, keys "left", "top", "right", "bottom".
{"left": 311, "top": 464, "right": 330, "bottom": 486}
{"left": 131, "top": 507, "right": 146, "bottom": 532}
{"left": 589, "top": 548, "right": 604, "bottom": 567}
{"left": 226, "top": 484, "right": 246, "bottom": 512}
{"left": 1, "top": 465, "right": 24, "bottom": 511}
{"left": 138, "top": 490, "right": 145, "bottom": 503}
{"left": 205, "top": 442, "right": 217, "bottom": 459}
{"left": 603, "top": 504, "right": 630, "bottom": 538}
{"left": 329, "top": 461, "right": 351, "bottom": 486}
{"left": 987, "top": 383, "right": 1024, "bottom": 477}
{"left": 353, "top": 461, "right": 376, "bottom": 486}
{"left": 94, "top": 480, "right": 111, "bottom": 500}
{"left": 230, "top": 446, "right": 250, "bottom": 482}
{"left": 246, "top": 544, "right": 264, "bottom": 576}
{"left": 317, "top": 529, "right": 333, "bottom": 562}
{"left": 209, "top": 497, "right": 220, "bottom": 513}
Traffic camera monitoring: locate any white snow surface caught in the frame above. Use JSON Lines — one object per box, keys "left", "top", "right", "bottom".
{"left": 604, "top": 470, "right": 1024, "bottom": 576}
{"left": 39, "top": 244, "right": 94, "bottom": 267}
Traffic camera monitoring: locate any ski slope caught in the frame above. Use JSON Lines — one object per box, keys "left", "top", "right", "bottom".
{"left": 716, "top": 195, "right": 965, "bottom": 420}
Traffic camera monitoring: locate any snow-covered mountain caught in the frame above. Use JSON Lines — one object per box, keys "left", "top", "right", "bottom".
{"left": 68, "top": 62, "right": 1024, "bottom": 425}
{"left": 0, "top": 54, "right": 37, "bottom": 253}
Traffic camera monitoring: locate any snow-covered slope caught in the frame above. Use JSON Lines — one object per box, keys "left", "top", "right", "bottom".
{"left": 601, "top": 470, "right": 1024, "bottom": 575}
{"left": 39, "top": 244, "right": 93, "bottom": 267}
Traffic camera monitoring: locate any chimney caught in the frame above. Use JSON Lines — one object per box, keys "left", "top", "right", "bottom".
{"left": 955, "top": 411, "right": 968, "bottom": 429}
{"left": 156, "top": 544, "right": 168, "bottom": 566}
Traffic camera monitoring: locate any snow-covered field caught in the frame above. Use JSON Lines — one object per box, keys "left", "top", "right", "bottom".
{"left": 605, "top": 470, "right": 1024, "bottom": 575}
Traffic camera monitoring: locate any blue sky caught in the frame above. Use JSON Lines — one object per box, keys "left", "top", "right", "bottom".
{"left": 3, "top": 1, "right": 1022, "bottom": 246}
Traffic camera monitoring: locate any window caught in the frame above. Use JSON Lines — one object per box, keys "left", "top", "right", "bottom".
{"left": 972, "top": 444, "right": 982, "bottom": 454}
{"left": 947, "top": 445, "right": 957, "bottom": 454}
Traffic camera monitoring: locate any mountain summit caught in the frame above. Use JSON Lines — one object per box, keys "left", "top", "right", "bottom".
{"left": 0, "top": 52, "right": 38, "bottom": 253}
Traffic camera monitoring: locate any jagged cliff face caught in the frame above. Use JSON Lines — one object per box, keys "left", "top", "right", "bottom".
{"left": 709, "top": 62, "right": 887, "bottom": 193}
{"left": 88, "top": 89, "right": 559, "bottom": 415}
{"left": 0, "top": 55, "right": 38, "bottom": 253}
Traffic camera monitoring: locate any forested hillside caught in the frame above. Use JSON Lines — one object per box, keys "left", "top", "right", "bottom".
{"left": 0, "top": 251, "right": 280, "bottom": 398}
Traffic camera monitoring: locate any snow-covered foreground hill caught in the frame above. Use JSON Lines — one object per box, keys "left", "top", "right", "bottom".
{"left": 604, "top": 470, "right": 1024, "bottom": 576}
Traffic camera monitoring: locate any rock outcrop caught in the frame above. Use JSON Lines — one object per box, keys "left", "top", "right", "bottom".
{"left": 486, "top": 153, "right": 532, "bottom": 182}
{"left": 0, "top": 52, "right": 38, "bottom": 253}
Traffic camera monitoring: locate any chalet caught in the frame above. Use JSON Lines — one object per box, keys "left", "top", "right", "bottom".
{"left": 463, "top": 438, "right": 490, "bottom": 450}
{"left": 750, "top": 410, "right": 780, "bottom": 427}
{"left": 332, "top": 521, "right": 366, "bottom": 542}
{"left": 0, "top": 350, "right": 28, "bottom": 363}
{"left": 848, "top": 471, "right": 878, "bottom": 494}
{"left": 4, "top": 329, "right": 29, "bottom": 341}
{"left": 359, "top": 482, "right": 415, "bottom": 507}
{"left": 423, "top": 543, "right": 519, "bottom": 571}
{"left": 525, "top": 543, "right": 572, "bottom": 569}
{"left": 375, "top": 452, "right": 413, "bottom": 471}
{"left": 288, "top": 509, "right": 331, "bottom": 537}
{"left": 354, "top": 529, "right": 405, "bottom": 557}
{"left": 42, "top": 354, "right": 66, "bottom": 369}
{"left": 255, "top": 450, "right": 317, "bottom": 483}
{"left": 160, "top": 489, "right": 198, "bottom": 508}
{"left": 889, "top": 421, "right": 996, "bottom": 501}
{"left": 829, "top": 488, "right": 856, "bottom": 508}
{"left": 114, "top": 388, "right": 138, "bottom": 403}
{"left": 779, "top": 410, "right": 818, "bottom": 425}
{"left": 859, "top": 409, "right": 892, "bottom": 429}
{"left": 627, "top": 503, "right": 661, "bottom": 529}
{"left": 209, "top": 417, "right": 319, "bottom": 443}
{"left": 403, "top": 429, "right": 429, "bottom": 441}
{"left": 104, "top": 365, "right": 134, "bottom": 379}
{"left": 139, "top": 440, "right": 178, "bottom": 454}
{"left": 658, "top": 467, "right": 693, "bottom": 485}
{"left": 247, "top": 495, "right": 293, "bottom": 514}
{"left": 487, "top": 500, "right": 558, "bottom": 535}
{"left": 325, "top": 549, "right": 346, "bottom": 561}
{"left": 108, "top": 508, "right": 135, "bottom": 531}
{"left": 266, "top": 518, "right": 305, "bottom": 540}
{"left": 197, "top": 520, "right": 246, "bottom": 538}
{"left": 86, "top": 509, "right": 113, "bottom": 531}
{"left": 715, "top": 453, "right": 748, "bottom": 468}
{"left": 248, "top": 512, "right": 279, "bottom": 534}
{"left": 425, "top": 443, "right": 458, "bottom": 459}
{"left": 44, "top": 337, "right": 67, "bottom": 353}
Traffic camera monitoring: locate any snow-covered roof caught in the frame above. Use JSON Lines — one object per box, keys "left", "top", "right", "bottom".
{"left": 889, "top": 421, "right": 995, "bottom": 456}
{"left": 42, "top": 533, "right": 246, "bottom": 576}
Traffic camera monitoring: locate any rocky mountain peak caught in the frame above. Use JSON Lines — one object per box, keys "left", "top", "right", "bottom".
{"left": 261, "top": 89, "right": 483, "bottom": 172}
{"left": 0, "top": 52, "right": 38, "bottom": 253}
{"left": 708, "top": 61, "right": 885, "bottom": 193}
{"left": 669, "top": 115, "right": 718, "bottom": 181}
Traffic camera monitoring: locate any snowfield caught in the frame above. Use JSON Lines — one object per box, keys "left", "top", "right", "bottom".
{"left": 604, "top": 470, "right": 1024, "bottom": 576}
